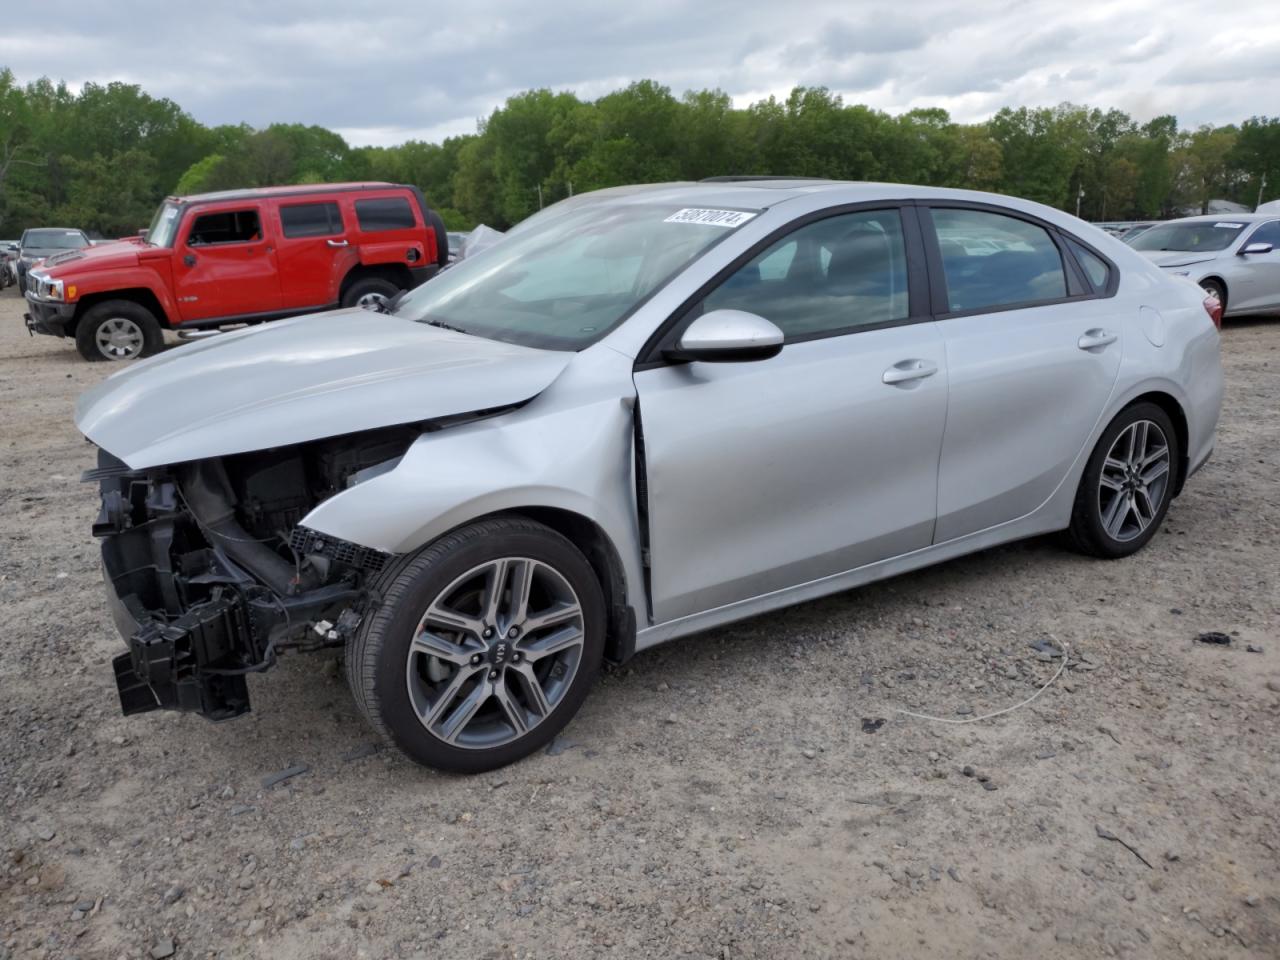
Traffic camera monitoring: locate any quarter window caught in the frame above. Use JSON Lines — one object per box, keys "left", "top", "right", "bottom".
{"left": 355, "top": 197, "right": 416, "bottom": 232}
{"left": 281, "top": 202, "right": 343, "bottom": 238}
{"left": 187, "top": 209, "right": 262, "bottom": 246}
{"left": 1066, "top": 237, "right": 1111, "bottom": 291}
{"left": 701, "top": 209, "right": 910, "bottom": 339}
{"left": 931, "top": 209, "right": 1067, "bottom": 312}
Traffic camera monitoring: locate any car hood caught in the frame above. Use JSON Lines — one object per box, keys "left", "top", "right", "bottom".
{"left": 76, "top": 309, "right": 574, "bottom": 469}
{"left": 40, "top": 241, "right": 138, "bottom": 274}
{"left": 1137, "top": 250, "right": 1219, "bottom": 269}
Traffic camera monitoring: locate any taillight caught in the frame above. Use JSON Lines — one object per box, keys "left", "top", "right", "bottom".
{"left": 1203, "top": 294, "right": 1222, "bottom": 330}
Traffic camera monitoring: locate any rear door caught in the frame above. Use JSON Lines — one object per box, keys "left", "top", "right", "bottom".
{"left": 1229, "top": 220, "right": 1280, "bottom": 312}
{"left": 173, "top": 204, "right": 282, "bottom": 322}
{"left": 634, "top": 206, "right": 948, "bottom": 622}
{"left": 923, "top": 205, "right": 1123, "bottom": 542}
{"left": 275, "top": 199, "right": 356, "bottom": 309}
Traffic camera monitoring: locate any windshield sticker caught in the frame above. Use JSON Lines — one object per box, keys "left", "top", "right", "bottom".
{"left": 1214, "top": 222, "right": 1244, "bottom": 229}
{"left": 664, "top": 208, "right": 757, "bottom": 228}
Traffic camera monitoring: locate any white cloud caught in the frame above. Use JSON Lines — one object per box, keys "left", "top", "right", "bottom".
{"left": 1, "top": 0, "right": 1277, "bottom": 146}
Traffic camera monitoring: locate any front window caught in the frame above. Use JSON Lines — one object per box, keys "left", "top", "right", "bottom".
{"left": 1131, "top": 221, "right": 1245, "bottom": 253}
{"left": 393, "top": 201, "right": 759, "bottom": 350}
{"left": 23, "top": 229, "right": 87, "bottom": 250}
{"left": 145, "top": 202, "right": 182, "bottom": 248}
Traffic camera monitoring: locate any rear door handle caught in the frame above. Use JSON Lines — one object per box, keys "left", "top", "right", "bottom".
{"left": 327, "top": 239, "right": 350, "bottom": 248}
{"left": 882, "top": 359, "right": 939, "bottom": 385}
{"left": 1077, "top": 329, "right": 1117, "bottom": 351}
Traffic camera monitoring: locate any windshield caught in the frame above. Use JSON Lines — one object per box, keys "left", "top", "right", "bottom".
{"left": 392, "top": 201, "right": 758, "bottom": 350}
{"left": 23, "top": 229, "right": 87, "bottom": 250}
{"left": 145, "top": 202, "right": 182, "bottom": 248}
{"left": 1131, "top": 221, "right": 1245, "bottom": 253}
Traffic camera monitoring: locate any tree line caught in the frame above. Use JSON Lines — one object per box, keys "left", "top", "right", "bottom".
{"left": 1, "top": 69, "right": 1277, "bottom": 238}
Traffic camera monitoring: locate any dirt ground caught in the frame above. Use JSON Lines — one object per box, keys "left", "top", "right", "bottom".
{"left": 1, "top": 291, "right": 1277, "bottom": 960}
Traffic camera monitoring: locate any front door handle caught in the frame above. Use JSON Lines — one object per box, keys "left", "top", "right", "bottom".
{"left": 882, "top": 359, "right": 939, "bottom": 385}
{"left": 1077, "top": 329, "right": 1117, "bottom": 351}
{"left": 327, "top": 239, "right": 350, "bottom": 248}
{"left": 182, "top": 253, "right": 196, "bottom": 267}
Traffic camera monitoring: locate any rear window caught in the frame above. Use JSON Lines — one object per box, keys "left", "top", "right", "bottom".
{"left": 355, "top": 197, "right": 416, "bottom": 232}
{"left": 280, "top": 202, "right": 343, "bottom": 238}
{"left": 932, "top": 208, "right": 1067, "bottom": 312}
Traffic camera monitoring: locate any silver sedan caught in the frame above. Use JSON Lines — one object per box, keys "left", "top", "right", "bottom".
{"left": 78, "top": 180, "right": 1223, "bottom": 772}
{"left": 1131, "top": 213, "right": 1280, "bottom": 317}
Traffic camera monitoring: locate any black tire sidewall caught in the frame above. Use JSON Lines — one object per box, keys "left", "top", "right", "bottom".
{"left": 370, "top": 527, "right": 606, "bottom": 774}
{"left": 1078, "top": 402, "right": 1179, "bottom": 558}
{"left": 74, "top": 300, "right": 163, "bottom": 362}
{"left": 341, "top": 277, "right": 400, "bottom": 308}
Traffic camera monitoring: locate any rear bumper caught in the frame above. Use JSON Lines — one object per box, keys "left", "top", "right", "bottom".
{"left": 24, "top": 293, "right": 76, "bottom": 337}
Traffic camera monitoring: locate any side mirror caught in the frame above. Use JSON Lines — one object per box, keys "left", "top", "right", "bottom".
{"left": 1239, "top": 242, "right": 1273, "bottom": 256}
{"left": 664, "top": 309, "right": 784, "bottom": 363}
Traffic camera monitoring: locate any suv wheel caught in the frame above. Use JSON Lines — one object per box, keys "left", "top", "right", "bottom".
{"left": 1066, "top": 402, "right": 1180, "bottom": 558}
{"left": 342, "top": 277, "right": 401, "bottom": 310}
{"left": 75, "top": 300, "right": 163, "bottom": 362}
{"left": 346, "top": 517, "right": 605, "bottom": 773}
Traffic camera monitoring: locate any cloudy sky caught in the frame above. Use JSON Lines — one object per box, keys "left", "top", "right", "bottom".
{"left": 3, "top": 0, "right": 1278, "bottom": 146}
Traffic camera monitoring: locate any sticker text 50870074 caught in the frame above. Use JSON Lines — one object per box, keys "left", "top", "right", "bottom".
{"left": 664, "top": 208, "right": 758, "bottom": 228}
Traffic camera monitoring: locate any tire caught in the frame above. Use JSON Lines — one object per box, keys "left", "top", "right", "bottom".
{"left": 346, "top": 516, "right": 606, "bottom": 773}
{"left": 426, "top": 208, "right": 449, "bottom": 268}
{"left": 1200, "top": 279, "right": 1226, "bottom": 314}
{"left": 341, "top": 276, "right": 401, "bottom": 310}
{"left": 74, "top": 300, "right": 163, "bottom": 362}
{"left": 1066, "top": 402, "right": 1180, "bottom": 559}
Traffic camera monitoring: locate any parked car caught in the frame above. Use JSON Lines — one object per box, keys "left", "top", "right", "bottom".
{"left": 78, "top": 179, "right": 1222, "bottom": 773}
{"left": 24, "top": 182, "right": 449, "bottom": 361}
{"left": 0, "top": 240, "right": 19, "bottom": 288}
{"left": 1130, "top": 214, "right": 1280, "bottom": 317}
{"left": 15, "top": 227, "right": 91, "bottom": 293}
{"left": 1118, "top": 222, "right": 1157, "bottom": 244}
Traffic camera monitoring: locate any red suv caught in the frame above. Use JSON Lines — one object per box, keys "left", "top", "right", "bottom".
{"left": 24, "top": 182, "right": 449, "bottom": 361}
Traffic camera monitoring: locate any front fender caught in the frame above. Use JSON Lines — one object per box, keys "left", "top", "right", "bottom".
{"left": 70, "top": 267, "right": 178, "bottom": 325}
{"left": 299, "top": 354, "right": 645, "bottom": 614}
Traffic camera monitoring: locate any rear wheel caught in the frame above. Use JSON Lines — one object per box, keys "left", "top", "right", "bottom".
{"left": 1066, "top": 402, "right": 1179, "bottom": 558}
{"left": 346, "top": 517, "right": 605, "bottom": 773}
{"left": 75, "top": 300, "right": 163, "bottom": 362}
{"left": 341, "top": 276, "right": 401, "bottom": 310}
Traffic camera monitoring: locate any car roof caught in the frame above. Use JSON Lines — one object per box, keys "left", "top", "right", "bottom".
{"left": 167, "top": 182, "right": 404, "bottom": 205}
{"left": 1160, "top": 213, "right": 1276, "bottom": 224}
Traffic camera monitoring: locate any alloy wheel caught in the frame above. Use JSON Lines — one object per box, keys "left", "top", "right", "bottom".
{"left": 356, "top": 291, "right": 388, "bottom": 310}
{"left": 405, "top": 557, "right": 585, "bottom": 749}
{"left": 95, "top": 317, "right": 145, "bottom": 360}
{"left": 1096, "top": 419, "right": 1171, "bottom": 543}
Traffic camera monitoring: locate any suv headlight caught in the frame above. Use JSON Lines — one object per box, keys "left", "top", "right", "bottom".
{"left": 45, "top": 278, "right": 65, "bottom": 300}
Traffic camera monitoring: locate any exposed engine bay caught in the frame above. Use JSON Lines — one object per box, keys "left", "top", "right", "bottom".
{"left": 91, "top": 422, "right": 430, "bottom": 721}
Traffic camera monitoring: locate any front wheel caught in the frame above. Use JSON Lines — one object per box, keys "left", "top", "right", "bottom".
{"left": 75, "top": 300, "right": 164, "bottom": 362}
{"left": 1066, "top": 402, "right": 1179, "bottom": 558}
{"left": 346, "top": 517, "right": 606, "bottom": 773}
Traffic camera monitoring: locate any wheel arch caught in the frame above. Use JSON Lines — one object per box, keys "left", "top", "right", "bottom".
{"left": 1199, "top": 274, "right": 1228, "bottom": 309}
{"left": 467, "top": 506, "right": 636, "bottom": 666}
{"left": 339, "top": 263, "right": 412, "bottom": 301}
{"left": 74, "top": 287, "right": 170, "bottom": 330}
{"left": 1118, "top": 390, "right": 1191, "bottom": 496}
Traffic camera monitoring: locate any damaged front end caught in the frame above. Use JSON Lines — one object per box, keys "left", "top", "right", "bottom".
{"left": 91, "top": 424, "right": 421, "bottom": 721}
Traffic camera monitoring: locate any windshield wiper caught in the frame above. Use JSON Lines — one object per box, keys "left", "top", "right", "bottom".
{"left": 423, "top": 318, "right": 470, "bottom": 335}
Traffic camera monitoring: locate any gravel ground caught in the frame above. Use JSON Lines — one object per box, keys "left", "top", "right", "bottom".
{"left": 2, "top": 293, "right": 1278, "bottom": 960}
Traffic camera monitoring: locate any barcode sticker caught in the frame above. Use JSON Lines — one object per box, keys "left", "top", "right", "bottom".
{"left": 664, "top": 208, "right": 757, "bottom": 228}
{"left": 1214, "top": 222, "right": 1243, "bottom": 228}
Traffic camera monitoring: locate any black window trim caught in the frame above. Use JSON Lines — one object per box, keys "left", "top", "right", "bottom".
{"left": 278, "top": 200, "right": 345, "bottom": 239}
{"left": 917, "top": 200, "right": 1119, "bottom": 319}
{"left": 184, "top": 206, "right": 265, "bottom": 248}
{"left": 635, "top": 200, "right": 933, "bottom": 369}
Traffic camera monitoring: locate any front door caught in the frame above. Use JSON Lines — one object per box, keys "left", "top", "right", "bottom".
{"left": 1230, "top": 220, "right": 1280, "bottom": 313}
{"left": 173, "top": 204, "right": 282, "bottom": 322}
{"left": 634, "top": 208, "right": 948, "bottom": 623}
{"left": 923, "top": 206, "right": 1124, "bottom": 542}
